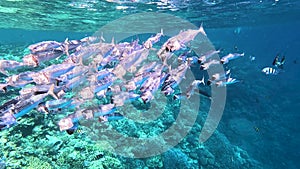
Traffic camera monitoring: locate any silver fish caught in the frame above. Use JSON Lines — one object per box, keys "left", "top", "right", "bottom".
{"left": 200, "top": 59, "right": 220, "bottom": 70}
{"left": 220, "top": 53, "right": 244, "bottom": 64}
{"left": 143, "top": 29, "right": 163, "bottom": 49}
{"left": 198, "top": 50, "right": 220, "bottom": 64}
{"left": 0, "top": 60, "right": 24, "bottom": 75}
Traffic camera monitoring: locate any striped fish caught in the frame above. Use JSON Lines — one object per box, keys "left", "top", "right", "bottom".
{"left": 261, "top": 67, "right": 279, "bottom": 75}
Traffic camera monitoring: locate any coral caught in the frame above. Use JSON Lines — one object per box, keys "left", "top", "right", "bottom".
{"left": 25, "top": 156, "right": 53, "bottom": 169}
{"left": 162, "top": 148, "right": 195, "bottom": 169}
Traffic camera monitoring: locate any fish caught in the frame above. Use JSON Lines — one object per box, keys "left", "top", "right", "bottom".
{"left": 28, "top": 41, "right": 63, "bottom": 54}
{"left": 0, "top": 23, "right": 246, "bottom": 133}
{"left": 58, "top": 117, "right": 75, "bottom": 131}
{"left": 143, "top": 29, "right": 163, "bottom": 49}
{"left": 209, "top": 70, "right": 231, "bottom": 82}
{"left": 135, "top": 61, "right": 157, "bottom": 77}
{"left": 18, "top": 85, "right": 57, "bottom": 116}
{"left": 261, "top": 67, "right": 279, "bottom": 75}
{"left": 185, "top": 77, "right": 205, "bottom": 98}
{"left": 157, "top": 24, "right": 206, "bottom": 55}
{"left": 30, "top": 64, "right": 76, "bottom": 85}
{"left": 198, "top": 50, "right": 220, "bottom": 64}
{"left": 220, "top": 53, "right": 244, "bottom": 64}
{"left": 200, "top": 59, "right": 220, "bottom": 70}
{"left": 5, "top": 72, "right": 35, "bottom": 88}
{"left": 177, "top": 50, "right": 191, "bottom": 64}
{"left": 0, "top": 98, "right": 18, "bottom": 112}
{"left": 45, "top": 99, "right": 73, "bottom": 111}
{"left": 19, "top": 84, "right": 62, "bottom": 96}
{"left": 272, "top": 54, "right": 285, "bottom": 69}
{"left": 167, "top": 63, "right": 189, "bottom": 86}
{"left": 121, "top": 48, "right": 149, "bottom": 73}
{"left": 0, "top": 60, "right": 24, "bottom": 75}
{"left": 94, "top": 104, "right": 117, "bottom": 117}
{"left": 99, "top": 112, "right": 123, "bottom": 122}
{"left": 253, "top": 126, "right": 260, "bottom": 132}
{"left": 215, "top": 77, "right": 240, "bottom": 87}
{"left": 112, "top": 92, "right": 140, "bottom": 106}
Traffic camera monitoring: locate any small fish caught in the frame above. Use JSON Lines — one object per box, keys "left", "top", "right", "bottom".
{"left": 0, "top": 60, "right": 24, "bottom": 75}
{"left": 220, "top": 53, "right": 244, "bottom": 64}
{"left": 94, "top": 104, "right": 117, "bottom": 117}
{"left": 249, "top": 55, "right": 256, "bottom": 61}
{"left": 185, "top": 76, "right": 205, "bottom": 98}
{"left": 58, "top": 117, "right": 75, "bottom": 131}
{"left": 157, "top": 24, "right": 206, "bottom": 55}
{"left": 198, "top": 50, "right": 220, "bottom": 64}
{"left": 112, "top": 92, "right": 140, "bottom": 106}
{"left": 200, "top": 59, "right": 219, "bottom": 70}
{"left": 121, "top": 48, "right": 149, "bottom": 72}
{"left": 28, "top": 41, "right": 63, "bottom": 54}
{"left": 253, "top": 126, "right": 260, "bottom": 132}
{"left": 135, "top": 61, "right": 157, "bottom": 77}
{"left": 272, "top": 54, "right": 285, "bottom": 69}
{"left": 209, "top": 70, "right": 231, "bottom": 82}
{"left": 45, "top": 99, "right": 73, "bottom": 110}
{"left": 215, "top": 77, "right": 240, "bottom": 87}
{"left": 261, "top": 67, "right": 279, "bottom": 75}
{"left": 99, "top": 112, "right": 123, "bottom": 122}
{"left": 143, "top": 29, "right": 163, "bottom": 49}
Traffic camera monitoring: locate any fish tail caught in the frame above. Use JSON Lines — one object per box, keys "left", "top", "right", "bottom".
{"left": 111, "top": 37, "right": 115, "bottom": 45}
{"left": 200, "top": 75, "right": 205, "bottom": 85}
{"left": 160, "top": 28, "right": 164, "bottom": 35}
{"left": 48, "top": 84, "right": 59, "bottom": 100}
{"left": 199, "top": 23, "right": 207, "bottom": 36}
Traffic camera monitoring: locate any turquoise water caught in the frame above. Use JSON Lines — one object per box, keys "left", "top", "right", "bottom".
{"left": 0, "top": 0, "right": 300, "bottom": 169}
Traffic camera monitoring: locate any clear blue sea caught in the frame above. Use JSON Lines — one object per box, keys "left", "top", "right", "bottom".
{"left": 0, "top": 0, "right": 299, "bottom": 169}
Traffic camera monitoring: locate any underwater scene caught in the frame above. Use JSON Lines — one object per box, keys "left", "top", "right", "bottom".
{"left": 0, "top": 0, "right": 299, "bottom": 169}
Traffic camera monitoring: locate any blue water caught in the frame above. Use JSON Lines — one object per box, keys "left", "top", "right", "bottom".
{"left": 209, "top": 21, "right": 300, "bottom": 169}
{"left": 0, "top": 1, "right": 300, "bottom": 169}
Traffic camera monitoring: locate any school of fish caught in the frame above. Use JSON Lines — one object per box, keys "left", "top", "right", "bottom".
{"left": 0, "top": 26, "right": 244, "bottom": 133}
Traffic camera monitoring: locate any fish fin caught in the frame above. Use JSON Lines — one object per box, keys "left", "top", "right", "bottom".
{"left": 111, "top": 37, "right": 115, "bottom": 45}
{"left": 160, "top": 28, "right": 164, "bottom": 35}
{"left": 64, "top": 38, "right": 69, "bottom": 44}
{"left": 63, "top": 38, "right": 70, "bottom": 57}
{"left": 0, "top": 69, "right": 9, "bottom": 76}
{"left": 272, "top": 55, "right": 279, "bottom": 66}
{"left": 199, "top": 23, "right": 207, "bottom": 36}
{"left": 78, "top": 54, "right": 84, "bottom": 66}
{"left": 48, "top": 84, "right": 59, "bottom": 100}
{"left": 200, "top": 76, "right": 205, "bottom": 85}
{"left": 101, "top": 32, "right": 105, "bottom": 42}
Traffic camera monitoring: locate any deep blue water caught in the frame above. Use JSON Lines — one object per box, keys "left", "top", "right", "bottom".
{"left": 208, "top": 21, "right": 300, "bottom": 169}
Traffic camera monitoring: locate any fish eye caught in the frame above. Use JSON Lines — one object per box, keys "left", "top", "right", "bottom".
{"left": 207, "top": 80, "right": 211, "bottom": 86}
{"left": 165, "top": 47, "right": 170, "bottom": 52}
